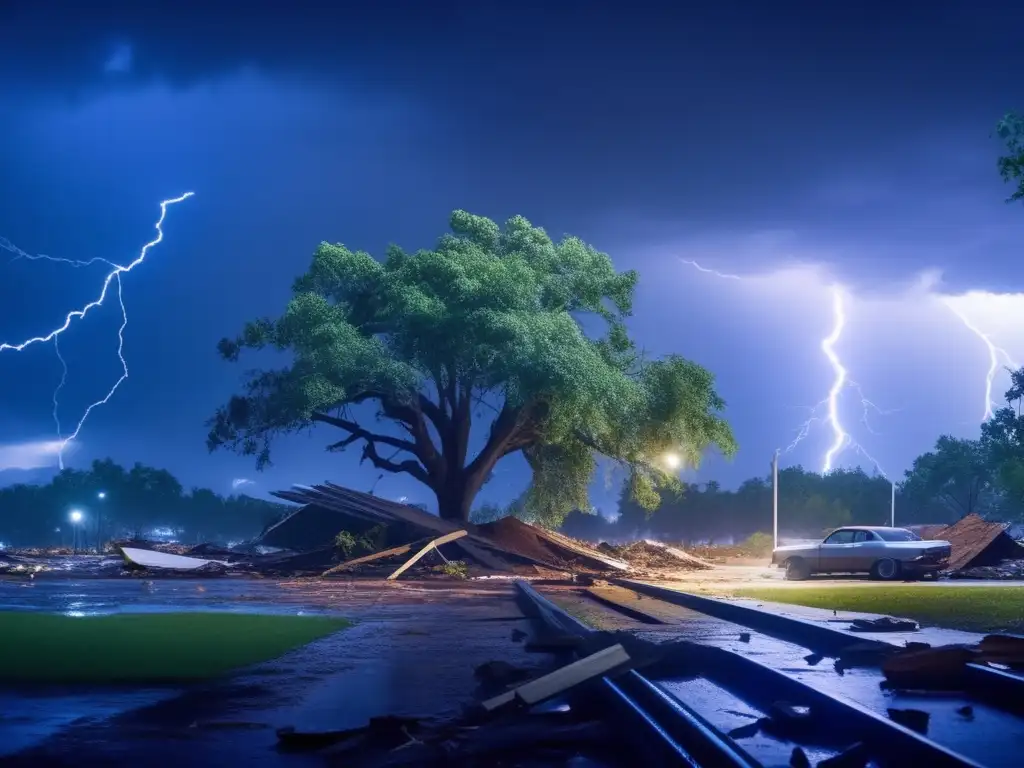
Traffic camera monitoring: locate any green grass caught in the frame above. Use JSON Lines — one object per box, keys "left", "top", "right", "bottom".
{"left": 0, "top": 611, "right": 352, "bottom": 683}
{"left": 731, "top": 586, "right": 1024, "bottom": 633}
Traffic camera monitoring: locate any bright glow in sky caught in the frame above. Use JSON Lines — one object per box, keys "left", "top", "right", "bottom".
{"left": 677, "top": 258, "right": 1024, "bottom": 477}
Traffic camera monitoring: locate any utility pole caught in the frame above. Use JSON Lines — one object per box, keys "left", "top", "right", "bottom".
{"left": 772, "top": 449, "right": 779, "bottom": 549}
{"left": 890, "top": 481, "right": 896, "bottom": 527}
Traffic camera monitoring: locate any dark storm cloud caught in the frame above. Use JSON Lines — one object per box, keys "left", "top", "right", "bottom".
{"left": 2, "top": 1, "right": 1024, "bottom": 505}
{"left": 5, "top": 1, "right": 1023, "bottom": 236}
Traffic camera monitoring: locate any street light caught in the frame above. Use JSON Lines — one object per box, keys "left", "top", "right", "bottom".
{"left": 662, "top": 453, "right": 681, "bottom": 470}
{"left": 69, "top": 510, "right": 83, "bottom": 555}
{"left": 97, "top": 491, "right": 106, "bottom": 500}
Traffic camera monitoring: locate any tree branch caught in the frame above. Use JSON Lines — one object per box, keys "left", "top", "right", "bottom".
{"left": 312, "top": 411, "right": 418, "bottom": 454}
{"left": 311, "top": 410, "right": 431, "bottom": 485}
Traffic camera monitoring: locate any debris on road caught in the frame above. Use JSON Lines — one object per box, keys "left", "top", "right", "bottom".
{"left": 120, "top": 547, "right": 232, "bottom": 572}
{"left": 886, "top": 707, "right": 930, "bottom": 734}
{"left": 954, "top": 558, "right": 1024, "bottom": 579}
{"left": 274, "top": 643, "right": 636, "bottom": 766}
{"left": 881, "top": 633, "right": 1024, "bottom": 689}
{"left": 482, "top": 643, "right": 632, "bottom": 712}
{"left": 848, "top": 616, "right": 919, "bottom": 633}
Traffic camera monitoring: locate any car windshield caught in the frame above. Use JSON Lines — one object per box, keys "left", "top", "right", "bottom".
{"left": 875, "top": 529, "right": 921, "bottom": 542}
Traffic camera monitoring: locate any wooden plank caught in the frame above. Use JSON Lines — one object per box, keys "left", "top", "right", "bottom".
{"left": 320, "top": 539, "right": 429, "bottom": 577}
{"left": 516, "top": 643, "right": 630, "bottom": 705}
{"left": 386, "top": 530, "right": 468, "bottom": 581}
{"left": 481, "top": 644, "right": 631, "bottom": 712}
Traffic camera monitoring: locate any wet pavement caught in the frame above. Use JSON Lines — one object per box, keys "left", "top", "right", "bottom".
{"left": 0, "top": 577, "right": 549, "bottom": 766}
{"left": 543, "top": 584, "right": 1024, "bottom": 767}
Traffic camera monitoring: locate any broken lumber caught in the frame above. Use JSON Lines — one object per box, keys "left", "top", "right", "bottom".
{"left": 320, "top": 539, "right": 431, "bottom": 577}
{"left": 386, "top": 529, "right": 468, "bottom": 581}
{"left": 481, "top": 643, "right": 631, "bottom": 712}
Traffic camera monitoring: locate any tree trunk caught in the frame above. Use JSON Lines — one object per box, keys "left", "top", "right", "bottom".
{"left": 436, "top": 477, "right": 475, "bottom": 522}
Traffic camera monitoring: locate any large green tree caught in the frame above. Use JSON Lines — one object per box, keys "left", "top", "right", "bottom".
{"left": 207, "top": 211, "right": 736, "bottom": 525}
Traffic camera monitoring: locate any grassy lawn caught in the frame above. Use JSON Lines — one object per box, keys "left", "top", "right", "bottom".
{"left": 0, "top": 612, "right": 352, "bottom": 684}
{"left": 731, "top": 586, "right": 1024, "bottom": 634}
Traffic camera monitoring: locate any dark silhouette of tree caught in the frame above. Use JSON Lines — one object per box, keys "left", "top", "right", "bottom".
{"left": 0, "top": 459, "right": 287, "bottom": 548}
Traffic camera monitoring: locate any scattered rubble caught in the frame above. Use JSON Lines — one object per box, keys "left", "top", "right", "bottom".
{"left": 275, "top": 642, "right": 638, "bottom": 766}
{"left": 596, "top": 540, "right": 712, "bottom": 573}
{"left": 952, "top": 558, "right": 1024, "bottom": 579}
{"left": 848, "top": 616, "right": 919, "bottom": 633}
{"left": 880, "top": 633, "right": 1024, "bottom": 689}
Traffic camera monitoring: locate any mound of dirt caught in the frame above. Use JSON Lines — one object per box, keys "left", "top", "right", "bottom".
{"left": 603, "top": 540, "right": 713, "bottom": 571}
{"left": 476, "top": 517, "right": 626, "bottom": 573}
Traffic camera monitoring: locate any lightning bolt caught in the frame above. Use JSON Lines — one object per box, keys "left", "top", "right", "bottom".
{"left": 683, "top": 260, "right": 889, "bottom": 476}
{"left": 942, "top": 301, "right": 1019, "bottom": 422}
{"left": 1, "top": 192, "right": 194, "bottom": 467}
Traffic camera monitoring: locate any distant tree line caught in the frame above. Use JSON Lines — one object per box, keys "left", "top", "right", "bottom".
{"left": 557, "top": 367, "right": 1024, "bottom": 543}
{"left": 0, "top": 458, "right": 288, "bottom": 549}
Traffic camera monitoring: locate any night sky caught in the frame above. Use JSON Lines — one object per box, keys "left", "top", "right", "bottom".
{"left": 1, "top": 1, "right": 1023, "bottom": 515}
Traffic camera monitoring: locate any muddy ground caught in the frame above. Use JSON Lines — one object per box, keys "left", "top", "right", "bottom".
{"left": 0, "top": 579, "right": 560, "bottom": 767}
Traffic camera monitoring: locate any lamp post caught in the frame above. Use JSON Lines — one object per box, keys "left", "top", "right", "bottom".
{"left": 96, "top": 491, "right": 107, "bottom": 552}
{"left": 890, "top": 481, "right": 896, "bottom": 528}
{"left": 772, "top": 449, "right": 779, "bottom": 549}
{"left": 69, "top": 510, "right": 83, "bottom": 555}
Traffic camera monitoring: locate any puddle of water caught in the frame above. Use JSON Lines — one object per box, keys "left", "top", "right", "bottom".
{"left": 0, "top": 688, "right": 180, "bottom": 756}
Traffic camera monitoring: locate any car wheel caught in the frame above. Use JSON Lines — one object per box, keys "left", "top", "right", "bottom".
{"left": 872, "top": 558, "right": 900, "bottom": 581}
{"left": 785, "top": 557, "right": 809, "bottom": 581}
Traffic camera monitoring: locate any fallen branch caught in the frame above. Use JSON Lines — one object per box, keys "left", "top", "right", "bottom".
{"left": 321, "top": 540, "right": 428, "bottom": 577}
{"left": 387, "top": 530, "right": 468, "bottom": 581}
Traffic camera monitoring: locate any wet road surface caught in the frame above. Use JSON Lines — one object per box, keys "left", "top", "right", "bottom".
{"left": 544, "top": 584, "right": 1023, "bottom": 767}
{"left": 0, "top": 578, "right": 549, "bottom": 766}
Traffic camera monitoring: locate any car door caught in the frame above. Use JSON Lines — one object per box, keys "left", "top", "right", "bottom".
{"left": 818, "top": 529, "right": 856, "bottom": 572}
{"left": 847, "top": 530, "right": 884, "bottom": 573}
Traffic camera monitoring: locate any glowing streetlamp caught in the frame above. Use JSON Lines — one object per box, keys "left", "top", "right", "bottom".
{"left": 97, "top": 491, "right": 106, "bottom": 500}
{"left": 662, "top": 453, "right": 681, "bottom": 470}
{"left": 69, "top": 509, "right": 83, "bottom": 554}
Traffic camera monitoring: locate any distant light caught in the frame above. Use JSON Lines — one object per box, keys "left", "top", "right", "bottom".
{"left": 663, "top": 453, "right": 681, "bottom": 470}
{"left": 97, "top": 491, "right": 106, "bottom": 500}
{"left": 69, "top": 510, "right": 83, "bottom": 523}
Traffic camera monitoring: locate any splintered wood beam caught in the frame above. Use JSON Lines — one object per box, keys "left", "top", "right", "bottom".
{"left": 320, "top": 539, "right": 430, "bottom": 577}
{"left": 481, "top": 643, "right": 631, "bottom": 712}
{"left": 386, "top": 529, "right": 468, "bottom": 581}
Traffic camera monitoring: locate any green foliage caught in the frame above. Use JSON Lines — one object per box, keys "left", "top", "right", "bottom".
{"left": 739, "top": 532, "right": 774, "bottom": 556}
{"left": 333, "top": 524, "right": 388, "bottom": 558}
{"left": 333, "top": 530, "right": 359, "bottom": 557}
{"left": 996, "top": 111, "right": 1024, "bottom": 204}
{"left": 438, "top": 560, "right": 469, "bottom": 579}
{"left": 208, "top": 210, "right": 736, "bottom": 525}
{"left": 0, "top": 459, "right": 285, "bottom": 548}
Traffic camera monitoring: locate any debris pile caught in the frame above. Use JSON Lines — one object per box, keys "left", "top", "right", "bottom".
{"left": 266, "top": 483, "right": 631, "bottom": 579}
{"left": 930, "top": 514, "right": 1024, "bottom": 573}
{"left": 952, "top": 559, "right": 1024, "bottom": 580}
{"left": 880, "top": 633, "right": 1024, "bottom": 690}
{"left": 597, "top": 540, "right": 713, "bottom": 574}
